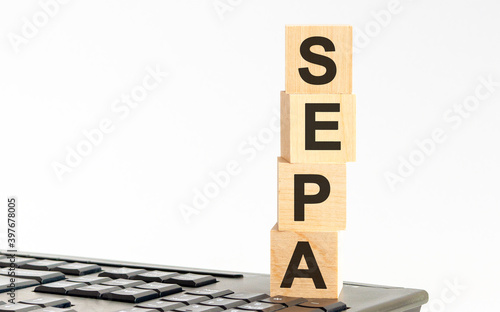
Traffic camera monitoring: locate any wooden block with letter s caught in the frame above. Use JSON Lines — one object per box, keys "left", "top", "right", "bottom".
{"left": 286, "top": 25, "right": 352, "bottom": 94}
{"left": 280, "top": 91, "right": 356, "bottom": 164}
{"left": 270, "top": 224, "right": 342, "bottom": 299}
{"left": 278, "top": 157, "right": 346, "bottom": 232}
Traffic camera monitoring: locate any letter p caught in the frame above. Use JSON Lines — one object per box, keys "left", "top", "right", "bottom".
{"left": 294, "top": 174, "right": 330, "bottom": 221}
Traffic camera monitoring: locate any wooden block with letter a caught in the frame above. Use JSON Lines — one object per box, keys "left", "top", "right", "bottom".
{"left": 270, "top": 224, "right": 341, "bottom": 298}
{"left": 286, "top": 25, "right": 352, "bottom": 94}
{"left": 278, "top": 157, "right": 346, "bottom": 232}
{"left": 281, "top": 92, "right": 356, "bottom": 164}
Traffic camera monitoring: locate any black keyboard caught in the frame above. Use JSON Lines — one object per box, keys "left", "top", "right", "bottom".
{"left": 0, "top": 252, "right": 428, "bottom": 312}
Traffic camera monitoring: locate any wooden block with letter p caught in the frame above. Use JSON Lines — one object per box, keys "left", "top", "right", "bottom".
{"left": 281, "top": 92, "right": 356, "bottom": 163}
{"left": 270, "top": 224, "right": 341, "bottom": 298}
{"left": 278, "top": 157, "right": 346, "bottom": 232}
{"left": 286, "top": 25, "right": 352, "bottom": 94}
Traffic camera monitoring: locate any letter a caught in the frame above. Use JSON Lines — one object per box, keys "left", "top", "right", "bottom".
{"left": 280, "top": 241, "right": 326, "bottom": 289}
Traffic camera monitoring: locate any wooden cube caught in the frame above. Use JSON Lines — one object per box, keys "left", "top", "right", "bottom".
{"left": 285, "top": 25, "right": 352, "bottom": 94}
{"left": 270, "top": 224, "right": 341, "bottom": 298}
{"left": 278, "top": 157, "right": 346, "bottom": 232}
{"left": 281, "top": 92, "right": 356, "bottom": 163}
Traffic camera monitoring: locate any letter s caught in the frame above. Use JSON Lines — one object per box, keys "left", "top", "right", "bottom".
{"left": 299, "top": 36, "right": 336, "bottom": 85}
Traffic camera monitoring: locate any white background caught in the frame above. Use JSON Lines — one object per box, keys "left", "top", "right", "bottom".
{"left": 1, "top": 1, "right": 499, "bottom": 311}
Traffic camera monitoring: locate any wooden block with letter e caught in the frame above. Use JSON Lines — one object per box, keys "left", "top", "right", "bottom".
{"left": 281, "top": 91, "right": 356, "bottom": 163}
{"left": 278, "top": 157, "right": 346, "bottom": 232}
{"left": 286, "top": 25, "right": 352, "bottom": 94}
{"left": 270, "top": 224, "right": 341, "bottom": 298}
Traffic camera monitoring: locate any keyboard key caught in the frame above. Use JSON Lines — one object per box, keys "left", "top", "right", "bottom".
{"left": 136, "top": 300, "right": 185, "bottom": 312}
{"left": 67, "top": 284, "right": 121, "bottom": 298}
{"left": 31, "top": 308, "right": 76, "bottom": 312}
{"left": 101, "top": 278, "right": 145, "bottom": 288}
{"left": 19, "top": 298, "right": 70, "bottom": 308}
{"left": 0, "top": 303, "right": 39, "bottom": 312}
{"left": 99, "top": 268, "right": 147, "bottom": 279}
{"left": 224, "top": 293, "right": 269, "bottom": 302}
{"left": 278, "top": 307, "right": 323, "bottom": 312}
{"left": 66, "top": 276, "right": 111, "bottom": 285}
{"left": 200, "top": 298, "right": 247, "bottom": 309}
{"left": 162, "top": 294, "right": 209, "bottom": 305}
{"left": 131, "top": 271, "right": 180, "bottom": 283}
{"left": 53, "top": 263, "right": 101, "bottom": 276}
{"left": 174, "top": 304, "right": 222, "bottom": 312}
{"left": 103, "top": 288, "right": 158, "bottom": 303}
{"left": 239, "top": 302, "right": 285, "bottom": 312}
{"left": 113, "top": 308, "right": 157, "bottom": 312}
{"left": 35, "top": 281, "right": 85, "bottom": 295}
{"left": 0, "top": 257, "right": 36, "bottom": 268}
{"left": 166, "top": 274, "right": 216, "bottom": 287}
{"left": 0, "top": 276, "right": 39, "bottom": 293}
{"left": 298, "top": 300, "right": 346, "bottom": 312}
{"left": 186, "top": 289, "right": 233, "bottom": 299}
{"left": 260, "top": 296, "right": 306, "bottom": 307}
{"left": 0, "top": 269, "right": 64, "bottom": 284}
{"left": 135, "top": 282, "right": 182, "bottom": 296}
{"left": 21, "top": 260, "right": 67, "bottom": 271}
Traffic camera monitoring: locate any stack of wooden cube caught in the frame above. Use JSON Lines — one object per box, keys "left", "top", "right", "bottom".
{"left": 271, "top": 25, "right": 355, "bottom": 299}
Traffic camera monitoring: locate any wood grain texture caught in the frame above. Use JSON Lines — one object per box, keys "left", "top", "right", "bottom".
{"left": 277, "top": 157, "right": 346, "bottom": 232}
{"left": 270, "top": 224, "right": 341, "bottom": 298}
{"left": 280, "top": 92, "right": 356, "bottom": 163}
{"left": 285, "top": 25, "right": 352, "bottom": 94}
